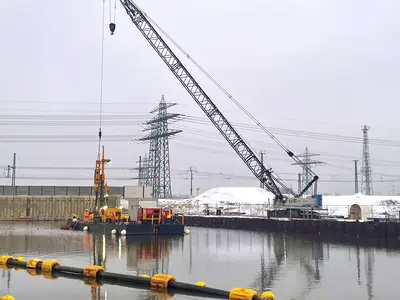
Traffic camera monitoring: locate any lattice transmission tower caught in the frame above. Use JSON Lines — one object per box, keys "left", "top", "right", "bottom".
{"left": 137, "top": 153, "right": 151, "bottom": 186}
{"left": 292, "top": 147, "right": 325, "bottom": 195}
{"left": 360, "top": 125, "right": 373, "bottom": 195}
{"left": 138, "top": 95, "right": 183, "bottom": 198}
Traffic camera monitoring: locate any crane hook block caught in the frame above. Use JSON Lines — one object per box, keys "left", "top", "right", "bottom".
{"left": 109, "top": 23, "right": 116, "bottom": 35}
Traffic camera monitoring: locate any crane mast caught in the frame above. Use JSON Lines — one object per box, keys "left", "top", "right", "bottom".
{"left": 94, "top": 145, "right": 110, "bottom": 212}
{"left": 117, "top": 0, "right": 318, "bottom": 203}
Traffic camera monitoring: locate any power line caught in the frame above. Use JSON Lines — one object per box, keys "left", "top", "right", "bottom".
{"left": 3, "top": 115, "right": 400, "bottom": 148}
{"left": 5, "top": 101, "right": 400, "bottom": 134}
{"left": 181, "top": 117, "right": 400, "bottom": 147}
{"left": 2, "top": 175, "right": 399, "bottom": 183}
{"left": 169, "top": 137, "right": 400, "bottom": 167}
{"left": 2, "top": 130, "right": 400, "bottom": 169}
{"left": 2, "top": 129, "right": 400, "bottom": 181}
{"left": 0, "top": 114, "right": 152, "bottom": 120}
{"left": 6, "top": 165, "right": 400, "bottom": 181}
{"left": 0, "top": 134, "right": 139, "bottom": 139}
{"left": 0, "top": 100, "right": 187, "bottom": 105}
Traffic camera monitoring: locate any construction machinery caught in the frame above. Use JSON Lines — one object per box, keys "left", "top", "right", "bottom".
{"left": 62, "top": 149, "right": 185, "bottom": 234}
{"left": 137, "top": 207, "right": 184, "bottom": 225}
{"left": 92, "top": 145, "right": 111, "bottom": 222}
{"left": 110, "top": 1, "right": 321, "bottom": 212}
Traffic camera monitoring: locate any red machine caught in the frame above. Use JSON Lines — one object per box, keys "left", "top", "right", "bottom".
{"left": 137, "top": 208, "right": 176, "bottom": 224}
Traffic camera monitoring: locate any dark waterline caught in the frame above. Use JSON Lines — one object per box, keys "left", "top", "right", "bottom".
{"left": 0, "top": 221, "right": 398, "bottom": 300}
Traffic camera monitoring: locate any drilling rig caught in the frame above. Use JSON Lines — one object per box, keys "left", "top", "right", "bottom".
{"left": 109, "top": 1, "right": 322, "bottom": 214}
{"left": 93, "top": 145, "right": 111, "bottom": 222}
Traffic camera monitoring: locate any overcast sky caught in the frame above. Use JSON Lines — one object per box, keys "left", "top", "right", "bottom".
{"left": 0, "top": 0, "right": 399, "bottom": 197}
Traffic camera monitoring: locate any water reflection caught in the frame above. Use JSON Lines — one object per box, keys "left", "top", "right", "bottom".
{"left": 193, "top": 228, "right": 381, "bottom": 300}
{"left": 0, "top": 222, "right": 394, "bottom": 300}
{"left": 125, "top": 235, "right": 183, "bottom": 276}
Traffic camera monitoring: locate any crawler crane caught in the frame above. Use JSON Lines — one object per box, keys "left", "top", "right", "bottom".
{"left": 111, "top": 1, "right": 322, "bottom": 212}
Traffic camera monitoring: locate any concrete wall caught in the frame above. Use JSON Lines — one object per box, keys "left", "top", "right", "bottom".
{"left": 184, "top": 216, "right": 400, "bottom": 246}
{"left": 0, "top": 196, "right": 95, "bottom": 221}
{"left": 0, "top": 185, "right": 124, "bottom": 196}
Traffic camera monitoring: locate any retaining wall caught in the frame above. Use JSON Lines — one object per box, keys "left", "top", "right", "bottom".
{"left": 184, "top": 216, "right": 400, "bottom": 242}
{"left": 0, "top": 196, "right": 95, "bottom": 221}
{"left": 0, "top": 185, "right": 123, "bottom": 196}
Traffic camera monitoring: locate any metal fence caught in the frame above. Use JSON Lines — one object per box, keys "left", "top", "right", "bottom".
{"left": 0, "top": 185, "right": 124, "bottom": 196}
{"left": 160, "top": 202, "right": 400, "bottom": 220}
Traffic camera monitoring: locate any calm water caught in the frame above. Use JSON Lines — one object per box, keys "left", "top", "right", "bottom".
{"left": 0, "top": 221, "right": 398, "bottom": 300}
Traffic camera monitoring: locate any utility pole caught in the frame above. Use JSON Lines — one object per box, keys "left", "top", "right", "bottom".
{"left": 138, "top": 155, "right": 142, "bottom": 186}
{"left": 6, "top": 165, "right": 11, "bottom": 179}
{"left": 6, "top": 153, "right": 16, "bottom": 186}
{"left": 353, "top": 160, "right": 359, "bottom": 194}
{"left": 297, "top": 173, "right": 301, "bottom": 194}
{"left": 259, "top": 151, "right": 266, "bottom": 188}
{"left": 11, "top": 153, "right": 16, "bottom": 186}
{"left": 188, "top": 166, "right": 197, "bottom": 197}
{"left": 189, "top": 167, "right": 194, "bottom": 197}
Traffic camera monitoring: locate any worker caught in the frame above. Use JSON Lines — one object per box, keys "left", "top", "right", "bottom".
{"left": 100, "top": 208, "right": 105, "bottom": 222}
{"left": 166, "top": 214, "right": 173, "bottom": 224}
{"left": 83, "top": 209, "right": 89, "bottom": 223}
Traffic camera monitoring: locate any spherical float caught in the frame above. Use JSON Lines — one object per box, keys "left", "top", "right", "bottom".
{"left": 83, "top": 226, "right": 88, "bottom": 231}
{"left": 120, "top": 229, "right": 126, "bottom": 236}
{"left": 111, "top": 229, "right": 117, "bottom": 235}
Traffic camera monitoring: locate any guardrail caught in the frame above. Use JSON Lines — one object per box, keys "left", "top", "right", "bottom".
{"left": 0, "top": 256, "right": 276, "bottom": 300}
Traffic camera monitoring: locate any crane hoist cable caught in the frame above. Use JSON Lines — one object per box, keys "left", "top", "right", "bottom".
{"left": 98, "top": 0, "right": 107, "bottom": 160}
{"left": 109, "top": 0, "right": 117, "bottom": 35}
{"left": 130, "top": 3, "right": 318, "bottom": 182}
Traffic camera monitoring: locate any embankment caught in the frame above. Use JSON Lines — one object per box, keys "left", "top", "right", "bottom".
{"left": 184, "top": 216, "right": 400, "bottom": 247}
{"left": 0, "top": 196, "right": 95, "bottom": 221}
